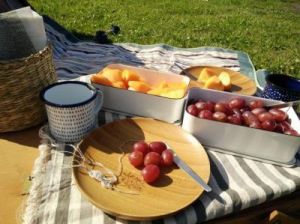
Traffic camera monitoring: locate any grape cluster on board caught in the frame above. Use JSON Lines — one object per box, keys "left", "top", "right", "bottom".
{"left": 187, "top": 98, "right": 299, "bottom": 136}
{"left": 128, "top": 141, "right": 174, "bottom": 184}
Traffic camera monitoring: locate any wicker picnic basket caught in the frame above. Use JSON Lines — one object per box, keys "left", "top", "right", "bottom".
{"left": 0, "top": 43, "right": 57, "bottom": 132}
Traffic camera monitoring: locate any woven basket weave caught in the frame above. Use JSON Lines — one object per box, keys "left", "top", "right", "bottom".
{"left": 0, "top": 43, "right": 57, "bottom": 132}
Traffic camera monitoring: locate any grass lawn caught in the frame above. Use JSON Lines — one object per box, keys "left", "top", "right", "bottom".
{"left": 29, "top": 0, "right": 300, "bottom": 78}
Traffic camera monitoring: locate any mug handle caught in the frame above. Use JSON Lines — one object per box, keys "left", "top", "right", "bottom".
{"left": 94, "top": 90, "right": 103, "bottom": 115}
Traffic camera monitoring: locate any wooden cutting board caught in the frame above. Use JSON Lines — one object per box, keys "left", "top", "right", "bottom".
{"left": 73, "top": 118, "right": 210, "bottom": 220}
{"left": 185, "top": 66, "right": 257, "bottom": 96}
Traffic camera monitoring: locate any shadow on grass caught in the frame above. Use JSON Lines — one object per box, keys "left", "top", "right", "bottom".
{"left": 70, "top": 30, "right": 94, "bottom": 41}
{"left": 71, "top": 30, "right": 113, "bottom": 44}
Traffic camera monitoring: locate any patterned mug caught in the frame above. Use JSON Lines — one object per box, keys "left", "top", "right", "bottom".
{"left": 41, "top": 81, "right": 103, "bottom": 143}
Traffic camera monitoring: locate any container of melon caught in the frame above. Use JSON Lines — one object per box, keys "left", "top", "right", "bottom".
{"left": 182, "top": 88, "right": 300, "bottom": 166}
{"left": 90, "top": 64, "right": 190, "bottom": 123}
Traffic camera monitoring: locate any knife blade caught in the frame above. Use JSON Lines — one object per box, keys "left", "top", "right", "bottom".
{"left": 172, "top": 151, "right": 212, "bottom": 192}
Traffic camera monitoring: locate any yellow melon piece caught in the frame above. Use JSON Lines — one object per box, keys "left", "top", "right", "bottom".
{"left": 167, "top": 82, "right": 188, "bottom": 90}
{"left": 122, "top": 69, "right": 140, "bottom": 84}
{"left": 102, "top": 68, "right": 123, "bottom": 83}
{"left": 90, "top": 74, "right": 112, "bottom": 86}
{"left": 154, "top": 81, "right": 168, "bottom": 89}
{"left": 128, "top": 81, "right": 152, "bottom": 93}
{"left": 204, "top": 76, "right": 225, "bottom": 91}
{"left": 160, "top": 89, "right": 185, "bottom": 99}
{"left": 112, "top": 81, "right": 127, "bottom": 89}
{"left": 198, "top": 68, "right": 216, "bottom": 83}
{"left": 218, "top": 71, "right": 231, "bottom": 91}
{"left": 147, "top": 88, "right": 168, "bottom": 96}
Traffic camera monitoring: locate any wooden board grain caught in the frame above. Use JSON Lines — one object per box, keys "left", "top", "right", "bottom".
{"left": 73, "top": 117, "right": 210, "bottom": 220}
{"left": 185, "top": 66, "right": 257, "bottom": 96}
{"left": 0, "top": 126, "right": 40, "bottom": 224}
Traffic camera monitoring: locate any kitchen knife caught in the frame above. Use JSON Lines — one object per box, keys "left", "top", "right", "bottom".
{"left": 172, "top": 151, "right": 212, "bottom": 192}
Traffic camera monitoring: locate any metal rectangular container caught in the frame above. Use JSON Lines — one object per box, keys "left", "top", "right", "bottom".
{"left": 92, "top": 64, "right": 190, "bottom": 123}
{"left": 182, "top": 88, "right": 300, "bottom": 166}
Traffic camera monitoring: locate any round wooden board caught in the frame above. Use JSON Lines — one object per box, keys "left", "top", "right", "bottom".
{"left": 185, "top": 66, "right": 257, "bottom": 96}
{"left": 73, "top": 118, "right": 210, "bottom": 221}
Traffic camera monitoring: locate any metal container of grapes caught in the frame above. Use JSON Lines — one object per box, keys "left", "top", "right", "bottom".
{"left": 91, "top": 64, "right": 190, "bottom": 123}
{"left": 182, "top": 88, "right": 300, "bottom": 166}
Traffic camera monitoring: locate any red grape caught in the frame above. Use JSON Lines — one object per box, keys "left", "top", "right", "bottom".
{"left": 228, "top": 98, "right": 246, "bottom": 109}
{"left": 149, "top": 141, "right": 167, "bottom": 154}
{"left": 187, "top": 104, "right": 199, "bottom": 116}
{"left": 232, "top": 108, "right": 242, "bottom": 116}
{"left": 249, "top": 100, "right": 264, "bottom": 109}
{"left": 128, "top": 151, "right": 144, "bottom": 167}
{"left": 240, "top": 106, "right": 251, "bottom": 113}
{"left": 227, "top": 114, "right": 242, "bottom": 125}
{"left": 249, "top": 120, "right": 262, "bottom": 129}
{"left": 142, "top": 164, "right": 160, "bottom": 183}
{"left": 205, "top": 101, "right": 215, "bottom": 111}
{"left": 213, "top": 112, "right": 227, "bottom": 122}
{"left": 251, "top": 107, "right": 267, "bottom": 116}
{"left": 269, "top": 109, "right": 287, "bottom": 122}
{"left": 198, "top": 110, "right": 213, "bottom": 120}
{"left": 195, "top": 101, "right": 214, "bottom": 111}
{"left": 242, "top": 111, "right": 257, "bottom": 125}
{"left": 258, "top": 112, "right": 274, "bottom": 122}
{"left": 261, "top": 120, "right": 276, "bottom": 131}
{"left": 133, "top": 141, "right": 149, "bottom": 156}
{"left": 144, "top": 152, "right": 162, "bottom": 166}
{"left": 214, "top": 102, "right": 229, "bottom": 114}
{"left": 161, "top": 150, "right": 174, "bottom": 166}
{"left": 195, "top": 101, "right": 207, "bottom": 111}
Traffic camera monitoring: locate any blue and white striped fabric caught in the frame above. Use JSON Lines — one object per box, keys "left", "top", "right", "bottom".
{"left": 23, "top": 16, "right": 300, "bottom": 224}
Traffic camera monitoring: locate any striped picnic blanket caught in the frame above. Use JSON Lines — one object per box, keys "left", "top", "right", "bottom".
{"left": 23, "top": 16, "right": 300, "bottom": 224}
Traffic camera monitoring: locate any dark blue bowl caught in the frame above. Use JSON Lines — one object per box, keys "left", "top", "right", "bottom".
{"left": 260, "top": 74, "right": 300, "bottom": 102}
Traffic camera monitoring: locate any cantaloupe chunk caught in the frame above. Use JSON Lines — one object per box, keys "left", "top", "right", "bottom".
{"left": 90, "top": 75, "right": 112, "bottom": 86}
{"left": 102, "top": 68, "right": 123, "bottom": 83}
{"left": 204, "top": 76, "right": 225, "bottom": 91}
{"left": 122, "top": 69, "right": 140, "bottom": 84}
{"left": 112, "top": 81, "right": 127, "bottom": 89}
{"left": 167, "top": 82, "right": 187, "bottom": 90}
{"left": 147, "top": 88, "right": 168, "bottom": 96}
{"left": 198, "top": 68, "right": 216, "bottom": 83}
{"left": 218, "top": 71, "right": 231, "bottom": 91}
{"left": 160, "top": 89, "right": 185, "bottom": 99}
{"left": 128, "top": 81, "right": 152, "bottom": 93}
{"left": 154, "top": 81, "right": 168, "bottom": 89}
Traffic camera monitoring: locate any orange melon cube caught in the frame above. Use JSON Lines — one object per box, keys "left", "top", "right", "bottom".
{"left": 112, "top": 81, "right": 127, "bottom": 89}
{"left": 218, "top": 71, "right": 231, "bottom": 91}
{"left": 154, "top": 81, "right": 168, "bottom": 89}
{"left": 147, "top": 88, "right": 168, "bottom": 96}
{"left": 167, "top": 82, "right": 187, "bottom": 90}
{"left": 90, "top": 75, "right": 112, "bottom": 86}
{"left": 160, "top": 89, "right": 185, "bottom": 99}
{"left": 122, "top": 69, "right": 140, "bottom": 84}
{"left": 198, "top": 68, "right": 216, "bottom": 83}
{"left": 204, "top": 76, "right": 225, "bottom": 91}
{"left": 128, "top": 81, "right": 152, "bottom": 93}
{"left": 102, "top": 68, "right": 123, "bottom": 83}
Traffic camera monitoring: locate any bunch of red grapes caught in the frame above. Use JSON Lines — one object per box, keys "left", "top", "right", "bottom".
{"left": 128, "top": 141, "right": 174, "bottom": 184}
{"left": 187, "top": 98, "right": 299, "bottom": 136}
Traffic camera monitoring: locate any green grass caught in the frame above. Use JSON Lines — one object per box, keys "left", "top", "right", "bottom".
{"left": 29, "top": 0, "right": 300, "bottom": 77}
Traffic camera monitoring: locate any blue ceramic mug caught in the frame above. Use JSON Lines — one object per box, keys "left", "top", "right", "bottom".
{"left": 260, "top": 74, "right": 300, "bottom": 102}
{"left": 41, "top": 81, "right": 103, "bottom": 143}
